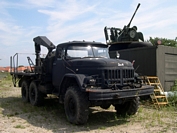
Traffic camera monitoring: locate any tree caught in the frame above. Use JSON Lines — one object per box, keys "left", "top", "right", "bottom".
{"left": 147, "top": 37, "right": 177, "bottom": 47}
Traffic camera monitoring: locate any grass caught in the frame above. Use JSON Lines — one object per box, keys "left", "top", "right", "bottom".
{"left": 14, "top": 124, "right": 26, "bottom": 129}
{"left": 0, "top": 72, "right": 177, "bottom": 132}
{"left": 0, "top": 72, "right": 13, "bottom": 89}
{"left": 3, "top": 102, "right": 177, "bottom": 132}
{"left": 135, "top": 102, "right": 177, "bottom": 130}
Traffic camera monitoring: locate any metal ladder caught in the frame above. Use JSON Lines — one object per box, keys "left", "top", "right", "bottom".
{"left": 144, "top": 76, "right": 168, "bottom": 109}
{"left": 27, "top": 56, "right": 34, "bottom": 72}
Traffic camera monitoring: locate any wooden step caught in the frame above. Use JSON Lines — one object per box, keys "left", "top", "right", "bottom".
{"left": 150, "top": 95, "right": 167, "bottom": 99}
{"left": 154, "top": 95, "right": 167, "bottom": 98}
{"left": 149, "top": 82, "right": 160, "bottom": 85}
{"left": 146, "top": 76, "right": 157, "bottom": 79}
{"left": 153, "top": 89, "right": 165, "bottom": 93}
{"left": 154, "top": 102, "right": 168, "bottom": 105}
{"left": 154, "top": 89, "right": 162, "bottom": 92}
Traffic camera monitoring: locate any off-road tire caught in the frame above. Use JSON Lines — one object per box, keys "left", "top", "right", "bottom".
{"left": 64, "top": 86, "right": 89, "bottom": 125}
{"left": 29, "top": 81, "right": 44, "bottom": 106}
{"left": 114, "top": 97, "right": 139, "bottom": 116}
{"left": 21, "top": 80, "right": 29, "bottom": 103}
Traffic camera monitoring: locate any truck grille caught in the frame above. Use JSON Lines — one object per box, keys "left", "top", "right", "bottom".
{"left": 103, "top": 69, "right": 134, "bottom": 87}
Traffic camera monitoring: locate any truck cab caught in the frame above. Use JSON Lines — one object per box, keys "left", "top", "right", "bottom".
{"left": 52, "top": 41, "right": 133, "bottom": 90}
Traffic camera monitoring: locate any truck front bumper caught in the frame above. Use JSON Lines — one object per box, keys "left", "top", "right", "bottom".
{"left": 86, "top": 85, "right": 154, "bottom": 100}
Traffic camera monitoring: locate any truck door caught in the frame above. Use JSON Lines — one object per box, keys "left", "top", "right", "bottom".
{"left": 52, "top": 47, "right": 65, "bottom": 87}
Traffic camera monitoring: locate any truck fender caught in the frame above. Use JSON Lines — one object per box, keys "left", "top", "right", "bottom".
{"left": 60, "top": 74, "right": 86, "bottom": 91}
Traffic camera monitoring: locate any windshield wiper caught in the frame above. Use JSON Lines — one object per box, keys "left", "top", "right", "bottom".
{"left": 82, "top": 56, "right": 93, "bottom": 58}
{"left": 96, "top": 56, "right": 108, "bottom": 58}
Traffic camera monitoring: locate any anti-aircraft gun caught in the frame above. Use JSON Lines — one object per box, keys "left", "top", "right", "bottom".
{"left": 104, "top": 3, "right": 152, "bottom": 50}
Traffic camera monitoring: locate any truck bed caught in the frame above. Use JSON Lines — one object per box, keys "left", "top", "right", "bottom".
{"left": 10, "top": 72, "right": 36, "bottom": 76}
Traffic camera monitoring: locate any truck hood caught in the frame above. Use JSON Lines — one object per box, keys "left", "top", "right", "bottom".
{"left": 68, "top": 58, "right": 132, "bottom": 67}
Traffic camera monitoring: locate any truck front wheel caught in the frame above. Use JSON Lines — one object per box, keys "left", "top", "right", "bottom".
{"left": 64, "top": 86, "right": 89, "bottom": 125}
{"left": 29, "top": 81, "right": 44, "bottom": 106}
{"left": 21, "top": 81, "right": 29, "bottom": 102}
{"left": 114, "top": 97, "right": 139, "bottom": 116}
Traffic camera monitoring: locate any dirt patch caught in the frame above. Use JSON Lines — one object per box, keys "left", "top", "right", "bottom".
{"left": 0, "top": 87, "right": 177, "bottom": 133}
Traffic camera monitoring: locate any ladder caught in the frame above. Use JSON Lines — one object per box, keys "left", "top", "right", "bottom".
{"left": 27, "top": 56, "right": 34, "bottom": 72}
{"left": 144, "top": 76, "right": 168, "bottom": 109}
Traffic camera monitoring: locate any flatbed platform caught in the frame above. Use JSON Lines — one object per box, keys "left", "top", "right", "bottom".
{"left": 10, "top": 72, "right": 36, "bottom": 76}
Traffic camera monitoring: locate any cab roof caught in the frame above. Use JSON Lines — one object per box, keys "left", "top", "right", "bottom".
{"left": 57, "top": 41, "right": 108, "bottom": 48}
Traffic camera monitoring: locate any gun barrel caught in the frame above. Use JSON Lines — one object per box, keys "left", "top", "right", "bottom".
{"left": 127, "top": 3, "right": 140, "bottom": 27}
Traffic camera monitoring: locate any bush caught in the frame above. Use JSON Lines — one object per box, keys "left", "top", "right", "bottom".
{"left": 168, "top": 80, "right": 177, "bottom": 107}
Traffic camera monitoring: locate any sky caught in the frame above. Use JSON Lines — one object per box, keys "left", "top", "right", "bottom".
{"left": 0, "top": 0, "right": 177, "bottom": 66}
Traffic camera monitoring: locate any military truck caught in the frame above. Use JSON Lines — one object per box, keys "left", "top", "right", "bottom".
{"left": 10, "top": 36, "right": 154, "bottom": 124}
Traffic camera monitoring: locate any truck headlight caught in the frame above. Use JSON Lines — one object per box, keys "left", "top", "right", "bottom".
{"left": 89, "top": 78, "right": 96, "bottom": 85}
{"left": 83, "top": 77, "right": 96, "bottom": 88}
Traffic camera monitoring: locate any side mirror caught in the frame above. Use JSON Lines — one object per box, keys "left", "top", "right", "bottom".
{"left": 132, "top": 60, "right": 135, "bottom": 65}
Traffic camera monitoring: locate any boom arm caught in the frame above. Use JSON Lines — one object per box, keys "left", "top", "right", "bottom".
{"left": 33, "top": 36, "right": 56, "bottom": 71}
{"left": 33, "top": 36, "right": 55, "bottom": 53}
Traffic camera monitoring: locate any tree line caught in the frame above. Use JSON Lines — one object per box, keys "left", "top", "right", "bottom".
{"left": 147, "top": 37, "right": 177, "bottom": 47}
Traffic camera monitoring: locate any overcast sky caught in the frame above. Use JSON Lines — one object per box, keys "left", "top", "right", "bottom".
{"left": 0, "top": 0, "right": 177, "bottom": 66}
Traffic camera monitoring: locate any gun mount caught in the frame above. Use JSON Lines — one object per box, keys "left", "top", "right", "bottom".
{"left": 104, "top": 3, "right": 147, "bottom": 44}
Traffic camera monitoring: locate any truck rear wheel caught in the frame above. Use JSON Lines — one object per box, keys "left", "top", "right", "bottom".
{"left": 21, "top": 81, "right": 29, "bottom": 102}
{"left": 114, "top": 97, "right": 139, "bottom": 116}
{"left": 29, "top": 81, "right": 44, "bottom": 106}
{"left": 64, "top": 86, "right": 89, "bottom": 125}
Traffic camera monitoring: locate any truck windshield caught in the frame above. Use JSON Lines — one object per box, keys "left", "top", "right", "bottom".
{"left": 67, "top": 46, "right": 109, "bottom": 58}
